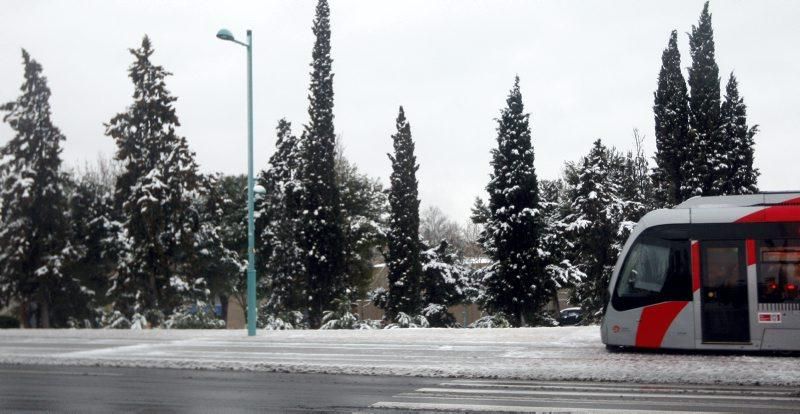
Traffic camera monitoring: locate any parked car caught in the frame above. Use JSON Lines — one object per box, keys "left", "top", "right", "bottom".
{"left": 558, "top": 307, "right": 583, "bottom": 326}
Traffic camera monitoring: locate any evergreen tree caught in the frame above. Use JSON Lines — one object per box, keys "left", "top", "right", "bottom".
{"left": 652, "top": 31, "right": 691, "bottom": 205}
{"left": 192, "top": 173, "right": 245, "bottom": 325}
{"left": 685, "top": 1, "right": 722, "bottom": 196}
{"left": 62, "top": 165, "right": 119, "bottom": 326}
{"left": 384, "top": 106, "right": 422, "bottom": 319}
{"left": 0, "top": 50, "right": 80, "bottom": 328}
{"left": 212, "top": 174, "right": 249, "bottom": 314}
{"left": 420, "top": 240, "right": 470, "bottom": 327}
{"left": 717, "top": 73, "right": 759, "bottom": 194}
{"left": 538, "top": 179, "right": 581, "bottom": 309}
{"left": 564, "top": 140, "right": 622, "bottom": 321}
{"left": 257, "top": 119, "right": 305, "bottom": 317}
{"left": 479, "top": 77, "right": 548, "bottom": 326}
{"left": 335, "top": 144, "right": 387, "bottom": 302}
{"left": 298, "top": 0, "right": 347, "bottom": 327}
{"left": 105, "top": 36, "right": 211, "bottom": 326}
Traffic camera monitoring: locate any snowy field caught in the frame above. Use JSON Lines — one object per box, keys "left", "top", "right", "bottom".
{"left": 1, "top": 326, "right": 797, "bottom": 386}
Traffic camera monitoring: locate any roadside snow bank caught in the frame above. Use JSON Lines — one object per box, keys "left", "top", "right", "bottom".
{"left": 0, "top": 327, "right": 796, "bottom": 386}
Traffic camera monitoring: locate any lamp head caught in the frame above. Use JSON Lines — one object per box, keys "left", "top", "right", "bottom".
{"left": 216, "top": 29, "right": 236, "bottom": 42}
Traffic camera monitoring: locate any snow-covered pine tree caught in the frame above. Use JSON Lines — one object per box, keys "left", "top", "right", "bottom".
{"left": 299, "top": 0, "right": 347, "bottom": 327}
{"left": 480, "top": 77, "right": 548, "bottom": 326}
{"left": 257, "top": 119, "right": 305, "bottom": 317}
{"left": 653, "top": 30, "right": 691, "bottom": 206}
{"left": 717, "top": 73, "right": 759, "bottom": 195}
{"left": 384, "top": 106, "right": 422, "bottom": 320}
{"left": 105, "top": 36, "right": 211, "bottom": 326}
{"left": 564, "top": 140, "right": 622, "bottom": 322}
{"left": 62, "top": 164, "right": 119, "bottom": 326}
{"left": 212, "top": 174, "right": 249, "bottom": 314}
{"left": 190, "top": 173, "right": 245, "bottom": 326}
{"left": 538, "top": 179, "right": 581, "bottom": 310}
{"left": 420, "top": 240, "right": 470, "bottom": 327}
{"left": 0, "top": 50, "right": 81, "bottom": 328}
{"left": 685, "top": 1, "right": 723, "bottom": 197}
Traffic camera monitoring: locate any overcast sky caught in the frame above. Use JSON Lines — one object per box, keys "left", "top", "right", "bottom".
{"left": 1, "top": 0, "right": 798, "bottom": 221}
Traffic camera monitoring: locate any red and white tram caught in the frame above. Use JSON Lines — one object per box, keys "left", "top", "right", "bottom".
{"left": 602, "top": 193, "right": 800, "bottom": 351}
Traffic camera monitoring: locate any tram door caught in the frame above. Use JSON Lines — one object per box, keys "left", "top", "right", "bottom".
{"left": 700, "top": 241, "right": 750, "bottom": 343}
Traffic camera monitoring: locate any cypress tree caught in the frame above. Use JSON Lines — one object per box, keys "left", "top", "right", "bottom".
{"left": 718, "top": 73, "right": 759, "bottom": 194}
{"left": 480, "top": 77, "right": 547, "bottom": 326}
{"left": 685, "top": 1, "right": 722, "bottom": 196}
{"left": 299, "top": 0, "right": 346, "bottom": 327}
{"left": 105, "top": 36, "right": 211, "bottom": 325}
{"left": 385, "top": 106, "right": 422, "bottom": 320}
{"left": 0, "top": 50, "right": 79, "bottom": 328}
{"left": 653, "top": 31, "right": 691, "bottom": 205}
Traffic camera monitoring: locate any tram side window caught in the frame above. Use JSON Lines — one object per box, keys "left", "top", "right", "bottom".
{"left": 613, "top": 237, "right": 691, "bottom": 310}
{"left": 758, "top": 239, "right": 800, "bottom": 303}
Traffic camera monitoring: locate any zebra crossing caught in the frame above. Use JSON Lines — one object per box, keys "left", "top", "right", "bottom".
{"left": 366, "top": 379, "right": 800, "bottom": 413}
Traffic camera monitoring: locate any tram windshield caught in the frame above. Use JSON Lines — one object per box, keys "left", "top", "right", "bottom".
{"left": 612, "top": 236, "right": 691, "bottom": 310}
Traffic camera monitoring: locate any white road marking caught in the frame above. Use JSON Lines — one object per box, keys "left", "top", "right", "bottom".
{"left": 397, "top": 392, "right": 800, "bottom": 411}
{"left": 412, "top": 387, "right": 800, "bottom": 402}
{"left": 436, "top": 381, "right": 795, "bottom": 396}
{"left": 369, "top": 401, "right": 728, "bottom": 413}
{"left": 0, "top": 368, "right": 123, "bottom": 377}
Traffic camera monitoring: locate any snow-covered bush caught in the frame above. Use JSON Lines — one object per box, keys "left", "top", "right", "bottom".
{"left": 261, "top": 310, "right": 307, "bottom": 330}
{"left": 354, "top": 319, "right": 382, "bottom": 330}
{"left": 367, "top": 287, "right": 388, "bottom": 311}
{"left": 422, "top": 303, "right": 456, "bottom": 327}
{"left": 384, "top": 312, "right": 429, "bottom": 329}
{"left": 469, "top": 313, "right": 511, "bottom": 328}
{"left": 98, "top": 309, "right": 131, "bottom": 329}
{"left": 131, "top": 313, "right": 149, "bottom": 330}
{"left": 164, "top": 303, "right": 225, "bottom": 329}
{"left": 320, "top": 298, "right": 359, "bottom": 330}
{"left": 528, "top": 312, "right": 558, "bottom": 327}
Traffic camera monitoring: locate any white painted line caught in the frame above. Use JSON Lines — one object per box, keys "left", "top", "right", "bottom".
{"left": 370, "top": 401, "right": 727, "bottom": 413}
{"left": 414, "top": 387, "right": 800, "bottom": 402}
{"left": 398, "top": 392, "right": 797, "bottom": 411}
{"left": 443, "top": 379, "right": 783, "bottom": 392}
{"left": 436, "top": 382, "right": 795, "bottom": 396}
{"left": 0, "top": 368, "right": 123, "bottom": 377}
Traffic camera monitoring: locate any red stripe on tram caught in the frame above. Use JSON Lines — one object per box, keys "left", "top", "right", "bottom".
{"left": 746, "top": 239, "right": 757, "bottom": 266}
{"left": 691, "top": 242, "right": 701, "bottom": 293}
{"left": 635, "top": 301, "right": 689, "bottom": 348}
{"left": 736, "top": 203, "right": 800, "bottom": 224}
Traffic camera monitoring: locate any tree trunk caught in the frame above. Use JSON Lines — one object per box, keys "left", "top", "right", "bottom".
{"left": 552, "top": 291, "right": 561, "bottom": 314}
{"left": 219, "top": 294, "right": 229, "bottom": 325}
{"left": 40, "top": 299, "right": 50, "bottom": 329}
{"left": 18, "top": 300, "right": 30, "bottom": 328}
{"left": 148, "top": 273, "right": 158, "bottom": 311}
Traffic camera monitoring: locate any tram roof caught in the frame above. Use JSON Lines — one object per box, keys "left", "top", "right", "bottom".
{"left": 675, "top": 192, "right": 800, "bottom": 209}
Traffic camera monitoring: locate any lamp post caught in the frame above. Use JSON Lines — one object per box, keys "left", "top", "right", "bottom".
{"left": 217, "top": 28, "right": 257, "bottom": 336}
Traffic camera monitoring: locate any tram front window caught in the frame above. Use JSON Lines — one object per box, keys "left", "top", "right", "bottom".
{"left": 758, "top": 239, "right": 800, "bottom": 303}
{"left": 612, "top": 236, "right": 691, "bottom": 311}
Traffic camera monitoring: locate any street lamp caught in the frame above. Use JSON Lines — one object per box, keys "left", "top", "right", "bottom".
{"left": 217, "top": 28, "right": 257, "bottom": 337}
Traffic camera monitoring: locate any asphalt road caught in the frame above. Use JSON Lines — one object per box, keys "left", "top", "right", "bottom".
{"left": 2, "top": 364, "right": 800, "bottom": 413}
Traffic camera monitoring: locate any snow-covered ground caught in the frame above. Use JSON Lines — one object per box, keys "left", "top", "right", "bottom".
{"left": 0, "top": 326, "right": 797, "bottom": 386}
